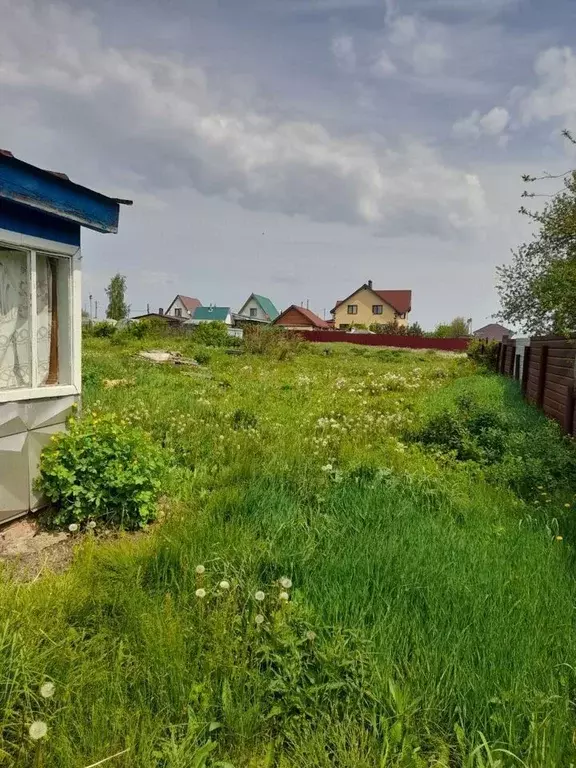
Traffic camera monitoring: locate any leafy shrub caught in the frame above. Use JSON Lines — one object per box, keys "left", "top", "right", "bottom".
{"left": 38, "top": 412, "right": 164, "bottom": 529}
{"left": 243, "top": 325, "right": 308, "bottom": 359}
{"left": 191, "top": 321, "right": 236, "bottom": 347}
{"left": 91, "top": 321, "right": 116, "bottom": 338}
{"left": 232, "top": 408, "right": 258, "bottom": 430}
{"left": 467, "top": 337, "right": 499, "bottom": 369}
{"left": 194, "top": 349, "right": 211, "bottom": 365}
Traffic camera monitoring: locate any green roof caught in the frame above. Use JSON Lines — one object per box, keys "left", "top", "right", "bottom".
{"left": 192, "top": 306, "right": 230, "bottom": 322}
{"left": 253, "top": 294, "right": 279, "bottom": 320}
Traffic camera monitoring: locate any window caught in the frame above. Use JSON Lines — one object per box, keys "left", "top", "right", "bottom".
{"left": 174, "top": 307, "right": 182, "bottom": 317}
{"left": 347, "top": 305, "right": 358, "bottom": 315}
{"left": 372, "top": 305, "right": 383, "bottom": 315}
{"left": 0, "top": 246, "right": 73, "bottom": 393}
{"left": 250, "top": 307, "right": 258, "bottom": 318}
{"left": 395, "top": 312, "right": 406, "bottom": 320}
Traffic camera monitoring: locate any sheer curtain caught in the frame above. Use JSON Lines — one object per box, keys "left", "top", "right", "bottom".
{"left": 36, "top": 254, "right": 53, "bottom": 386}
{"left": 0, "top": 248, "right": 30, "bottom": 390}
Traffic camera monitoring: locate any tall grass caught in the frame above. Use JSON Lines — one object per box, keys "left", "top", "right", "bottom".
{"left": 1, "top": 336, "right": 576, "bottom": 766}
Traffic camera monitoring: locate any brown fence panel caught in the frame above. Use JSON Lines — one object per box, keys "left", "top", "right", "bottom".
{"left": 296, "top": 331, "right": 469, "bottom": 351}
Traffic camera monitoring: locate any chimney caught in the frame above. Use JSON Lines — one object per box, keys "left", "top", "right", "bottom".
{"left": 158, "top": 308, "right": 164, "bottom": 315}
{"left": 368, "top": 279, "right": 373, "bottom": 289}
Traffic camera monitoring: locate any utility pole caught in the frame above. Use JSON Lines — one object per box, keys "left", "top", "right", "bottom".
{"left": 89, "top": 294, "right": 93, "bottom": 319}
{"left": 147, "top": 302, "right": 150, "bottom": 314}
{"left": 95, "top": 300, "right": 98, "bottom": 319}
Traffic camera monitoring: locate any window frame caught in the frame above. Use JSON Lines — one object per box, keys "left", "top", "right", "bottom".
{"left": 249, "top": 307, "right": 258, "bottom": 318}
{"left": 372, "top": 304, "right": 383, "bottom": 315}
{"left": 347, "top": 304, "right": 358, "bottom": 315}
{"left": 0, "top": 229, "right": 81, "bottom": 404}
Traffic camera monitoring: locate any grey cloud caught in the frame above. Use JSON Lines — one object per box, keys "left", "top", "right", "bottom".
{"left": 0, "top": 0, "right": 491, "bottom": 239}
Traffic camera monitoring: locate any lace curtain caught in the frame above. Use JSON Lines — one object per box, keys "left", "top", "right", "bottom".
{"left": 0, "top": 249, "right": 52, "bottom": 390}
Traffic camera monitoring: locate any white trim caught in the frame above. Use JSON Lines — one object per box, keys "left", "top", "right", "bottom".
{"left": 0, "top": 384, "right": 79, "bottom": 404}
{"left": 72, "top": 253, "right": 82, "bottom": 390}
{"left": 0, "top": 228, "right": 79, "bottom": 257}
{"left": 29, "top": 250, "right": 38, "bottom": 387}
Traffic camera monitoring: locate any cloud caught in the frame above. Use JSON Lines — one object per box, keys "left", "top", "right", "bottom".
{"left": 452, "top": 106, "right": 509, "bottom": 140}
{"left": 519, "top": 47, "right": 576, "bottom": 129}
{"left": 0, "top": 0, "right": 490, "bottom": 238}
{"left": 331, "top": 35, "right": 356, "bottom": 72}
{"left": 370, "top": 50, "right": 397, "bottom": 77}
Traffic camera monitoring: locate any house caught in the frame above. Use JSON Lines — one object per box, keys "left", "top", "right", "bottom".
{"left": 273, "top": 305, "right": 330, "bottom": 330}
{"left": 187, "top": 305, "right": 233, "bottom": 326}
{"left": 473, "top": 323, "right": 512, "bottom": 342}
{"left": 236, "top": 293, "right": 279, "bottom": 324}
{"left": 164, "top": 294, "right": 202, "bottom": 320}
{"left": 331, "top": 281, "right": 412, "bottom": 330}
{"left": 0, "top": 149, "right": 130, "bottom": 522}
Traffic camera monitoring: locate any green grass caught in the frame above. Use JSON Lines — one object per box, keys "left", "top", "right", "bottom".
{"left": 2, "top": 333, "right": 576, "bottom": 766}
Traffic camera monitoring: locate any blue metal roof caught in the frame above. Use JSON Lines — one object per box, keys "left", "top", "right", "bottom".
{"left": 0, "top": 149, "right": 132, "bottom": 235}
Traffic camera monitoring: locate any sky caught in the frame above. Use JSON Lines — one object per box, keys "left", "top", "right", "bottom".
{"left": 1, "top": 0, "right": 576, "bottom": 328}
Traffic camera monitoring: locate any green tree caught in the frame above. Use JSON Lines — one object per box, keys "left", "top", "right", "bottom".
{"left": 105, "top": 273, "right": 129, "bottom": 321}
{"left": 449, "top": 316, "right": 470, "bottom": 337}
{"left": 497, "top": 130, "right": 576, "bottom": 335}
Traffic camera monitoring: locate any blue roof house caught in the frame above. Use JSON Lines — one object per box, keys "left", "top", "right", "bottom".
{"left": 0, "top": 149, "right": 131, "bottom": 523}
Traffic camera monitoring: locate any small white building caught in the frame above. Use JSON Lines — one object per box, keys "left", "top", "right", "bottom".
{"left": 236, "top": 293, "right": 279, "bottom": 324}
{"left": 0, "top": 149, "right": 130, "bottom": 523}
{"left": 163, "top": 294, "right": 201, "bottom": 320}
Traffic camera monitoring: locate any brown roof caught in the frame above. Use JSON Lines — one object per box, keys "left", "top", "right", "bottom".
{"left": 332, "top": 285, "right": 412, "bottom": 314}
{"left": 274, "top": 305, "right": 330, "bottom": 328}
{"left": 175, "top": 295, "right": 202, "bottom": 312}
{"left": 473, "top": 323, "right": 511, "bottom": 341}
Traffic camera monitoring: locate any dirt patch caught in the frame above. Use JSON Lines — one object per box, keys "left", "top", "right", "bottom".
{"left": 0, "top": 518, "right": 76, "bottom": 581}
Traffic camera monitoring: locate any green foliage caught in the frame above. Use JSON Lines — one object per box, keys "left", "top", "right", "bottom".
{"left": 194, "top": 349, "right": 211, "bottom": 365}
{"left": 105, "top": 273, "right": 129, "bottom": 321}
{"left": 497, "top": 131, "right": 576, "bottom": 334}
{"left": 406, "top": 321, "right": 424, "bottom": 336}
{"left": 191, "top": 322, "right": 236, "bottom": 348}
{"left": 88, "top": 320, "right": 116, "bottom": 337}
{"left": 432, "top": 317, "right": 469, "bottom": 338}
{"left": 369, "top": 320, "right": 407, "bottom": 334}
{"left": 467, "top": 337, "right": 499, "bottom": 368}
{"left": 243, "top": 325, "right": 308, "bottom": 358}
{"left": 38, "top": 412, "right": 164, "bottom": 529}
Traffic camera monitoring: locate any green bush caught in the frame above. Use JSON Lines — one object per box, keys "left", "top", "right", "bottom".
{"left": 191, "top": 321, "right": 236, "bottom": 347}
{"left": 91, "top": 321, "right": 116, "bottom": 338}
{"left": 194, "top": 349, "right": 211, "bottom": 365}
{"left": 243, "top": 325, "right": 307, "bottom": 358}
{"left": 467, "top": 337, "right": 499, "bottom": 368}
{"left": 38, "top": 412, "right": 164, "bottom": 530}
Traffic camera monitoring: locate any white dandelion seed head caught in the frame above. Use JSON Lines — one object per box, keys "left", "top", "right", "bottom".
{"left": 219, "top": 580, "right": 231, "bottom": 590}
{"left": 68, "top": 523, "right": 78, "bottom": 532}
{"left": 279, "top": 592, "right": 290, "bottom": 601}
{"left": 87, "top": 521, "right": 96, "bottom": 529}
{"left": 40, "top": 682, "right": 55, "bottom": 699}
{"left": 195, "top": 565, "right": 206, "bottom": 575}
{"left": 255, "top": 614, "right": 265, "bottom": 625}
{"left": 29, "top": 721, "right": 48, "bottom": 740}
{"left": 195, "top": 588, "right": 206, "bottom": 598}
{"left": 306, "top": 630, "right": 317, "bottom": 641}
{"left": 280, "top": 577, "right": 292, "bottom": 589}
{"left": 254, "top": 591, "right": 265, "bottom": 602}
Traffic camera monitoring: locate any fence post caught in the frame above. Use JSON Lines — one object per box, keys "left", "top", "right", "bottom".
{"left": 564, "top": 382, "right": 575, "bottom": 435}
{"left": 536, "top": 345, "right": 548, "bottom": 409}
{"left": 514, "top": 354, "right": 521, "bottom": 380}
{"left": 499, "top": 343, "right": 507, "bottom": 375}
{"left": 495, "top": 343, "right": 502, "bottom": 373}
{"left": 521, "top": 346, "right": 531, "bottom": 397}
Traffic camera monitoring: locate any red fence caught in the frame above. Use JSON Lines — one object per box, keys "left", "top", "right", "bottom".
{"left": 298, "top": 330, "right": 469, "bottom": 352}
{"left": 498, "top": 336, "right": 576, "bottom": 434}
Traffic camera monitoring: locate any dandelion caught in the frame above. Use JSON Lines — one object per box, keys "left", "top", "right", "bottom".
{"left": 279, "top": 592, "right": 290, "bottom": 601}
{"left": 280, "top": 577, "right": 292, "bottom": 589}
{"left": 40, "top": 682, "right": 55, "bottom": 699}
{"left": 305, "top": 630, "right": 317, "bottom": 641}
{"left": 556, "top": 536, "right": 563, "bottom": 542}
{"left": 68, "top": 523, "right": 78, "bottom": 533}
{"left": 255, "top": 590, "right": 265, "bottom": 601}
{"left": 195, "top": 588, "right": 206, "bottom": 598}
{"left": 29, "top": 721, "right": 48, "bottom": 740}
{"left": 195, "top": 565, "right": 206, "bottom": 575}
{"left": 87, "top": 521, "right": 96, "bottom": 530}
{"left": 255, "top": 614, "right": 265, "bottom": 625}
{"left": 565, "top": 503, "right": 571, "bottom": 508}
{"left": 219, "top": 580, "right": 231, "bottom": 590}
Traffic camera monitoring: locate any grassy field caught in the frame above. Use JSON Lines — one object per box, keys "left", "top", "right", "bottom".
{"left": 2, "top": 332, "right": 576, "bottom": 767}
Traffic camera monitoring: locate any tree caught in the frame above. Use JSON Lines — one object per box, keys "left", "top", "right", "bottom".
{"left": 105, "top": 274, "right": 129, "bottom": 321}
{"left": 497, "top": 130, "right": 576, "bottom": 335}
{"left": 448, "top": 316, "right": 469, "bottom": 337}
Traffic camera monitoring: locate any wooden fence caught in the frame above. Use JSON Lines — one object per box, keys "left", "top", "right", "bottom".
{"left": 298, "top": 330, "right": 470, "bottom": 352}
{"left": 498, "top": 335, "right": 576, "bottom": 435}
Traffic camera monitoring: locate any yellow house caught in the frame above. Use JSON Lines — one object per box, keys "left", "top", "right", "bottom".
{"left": 331, "top": 281, "right": 412, "bottom": 329}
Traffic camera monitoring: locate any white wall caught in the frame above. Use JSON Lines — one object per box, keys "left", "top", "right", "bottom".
{"left": 238, "top": 297, "right": 267, "bottom": 321}
{"left": 166, "top": 296, "right": 191, "bottom": 318}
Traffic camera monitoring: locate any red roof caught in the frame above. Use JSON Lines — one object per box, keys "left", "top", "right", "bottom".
{"left": 332, "top": 286, "right": 411, "bottom": 315}
{"left": 274, "top": 305, "right": 330, "bottom": 329}
{"left": 177, "top": 295, "right": 202, "bottom": 312}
